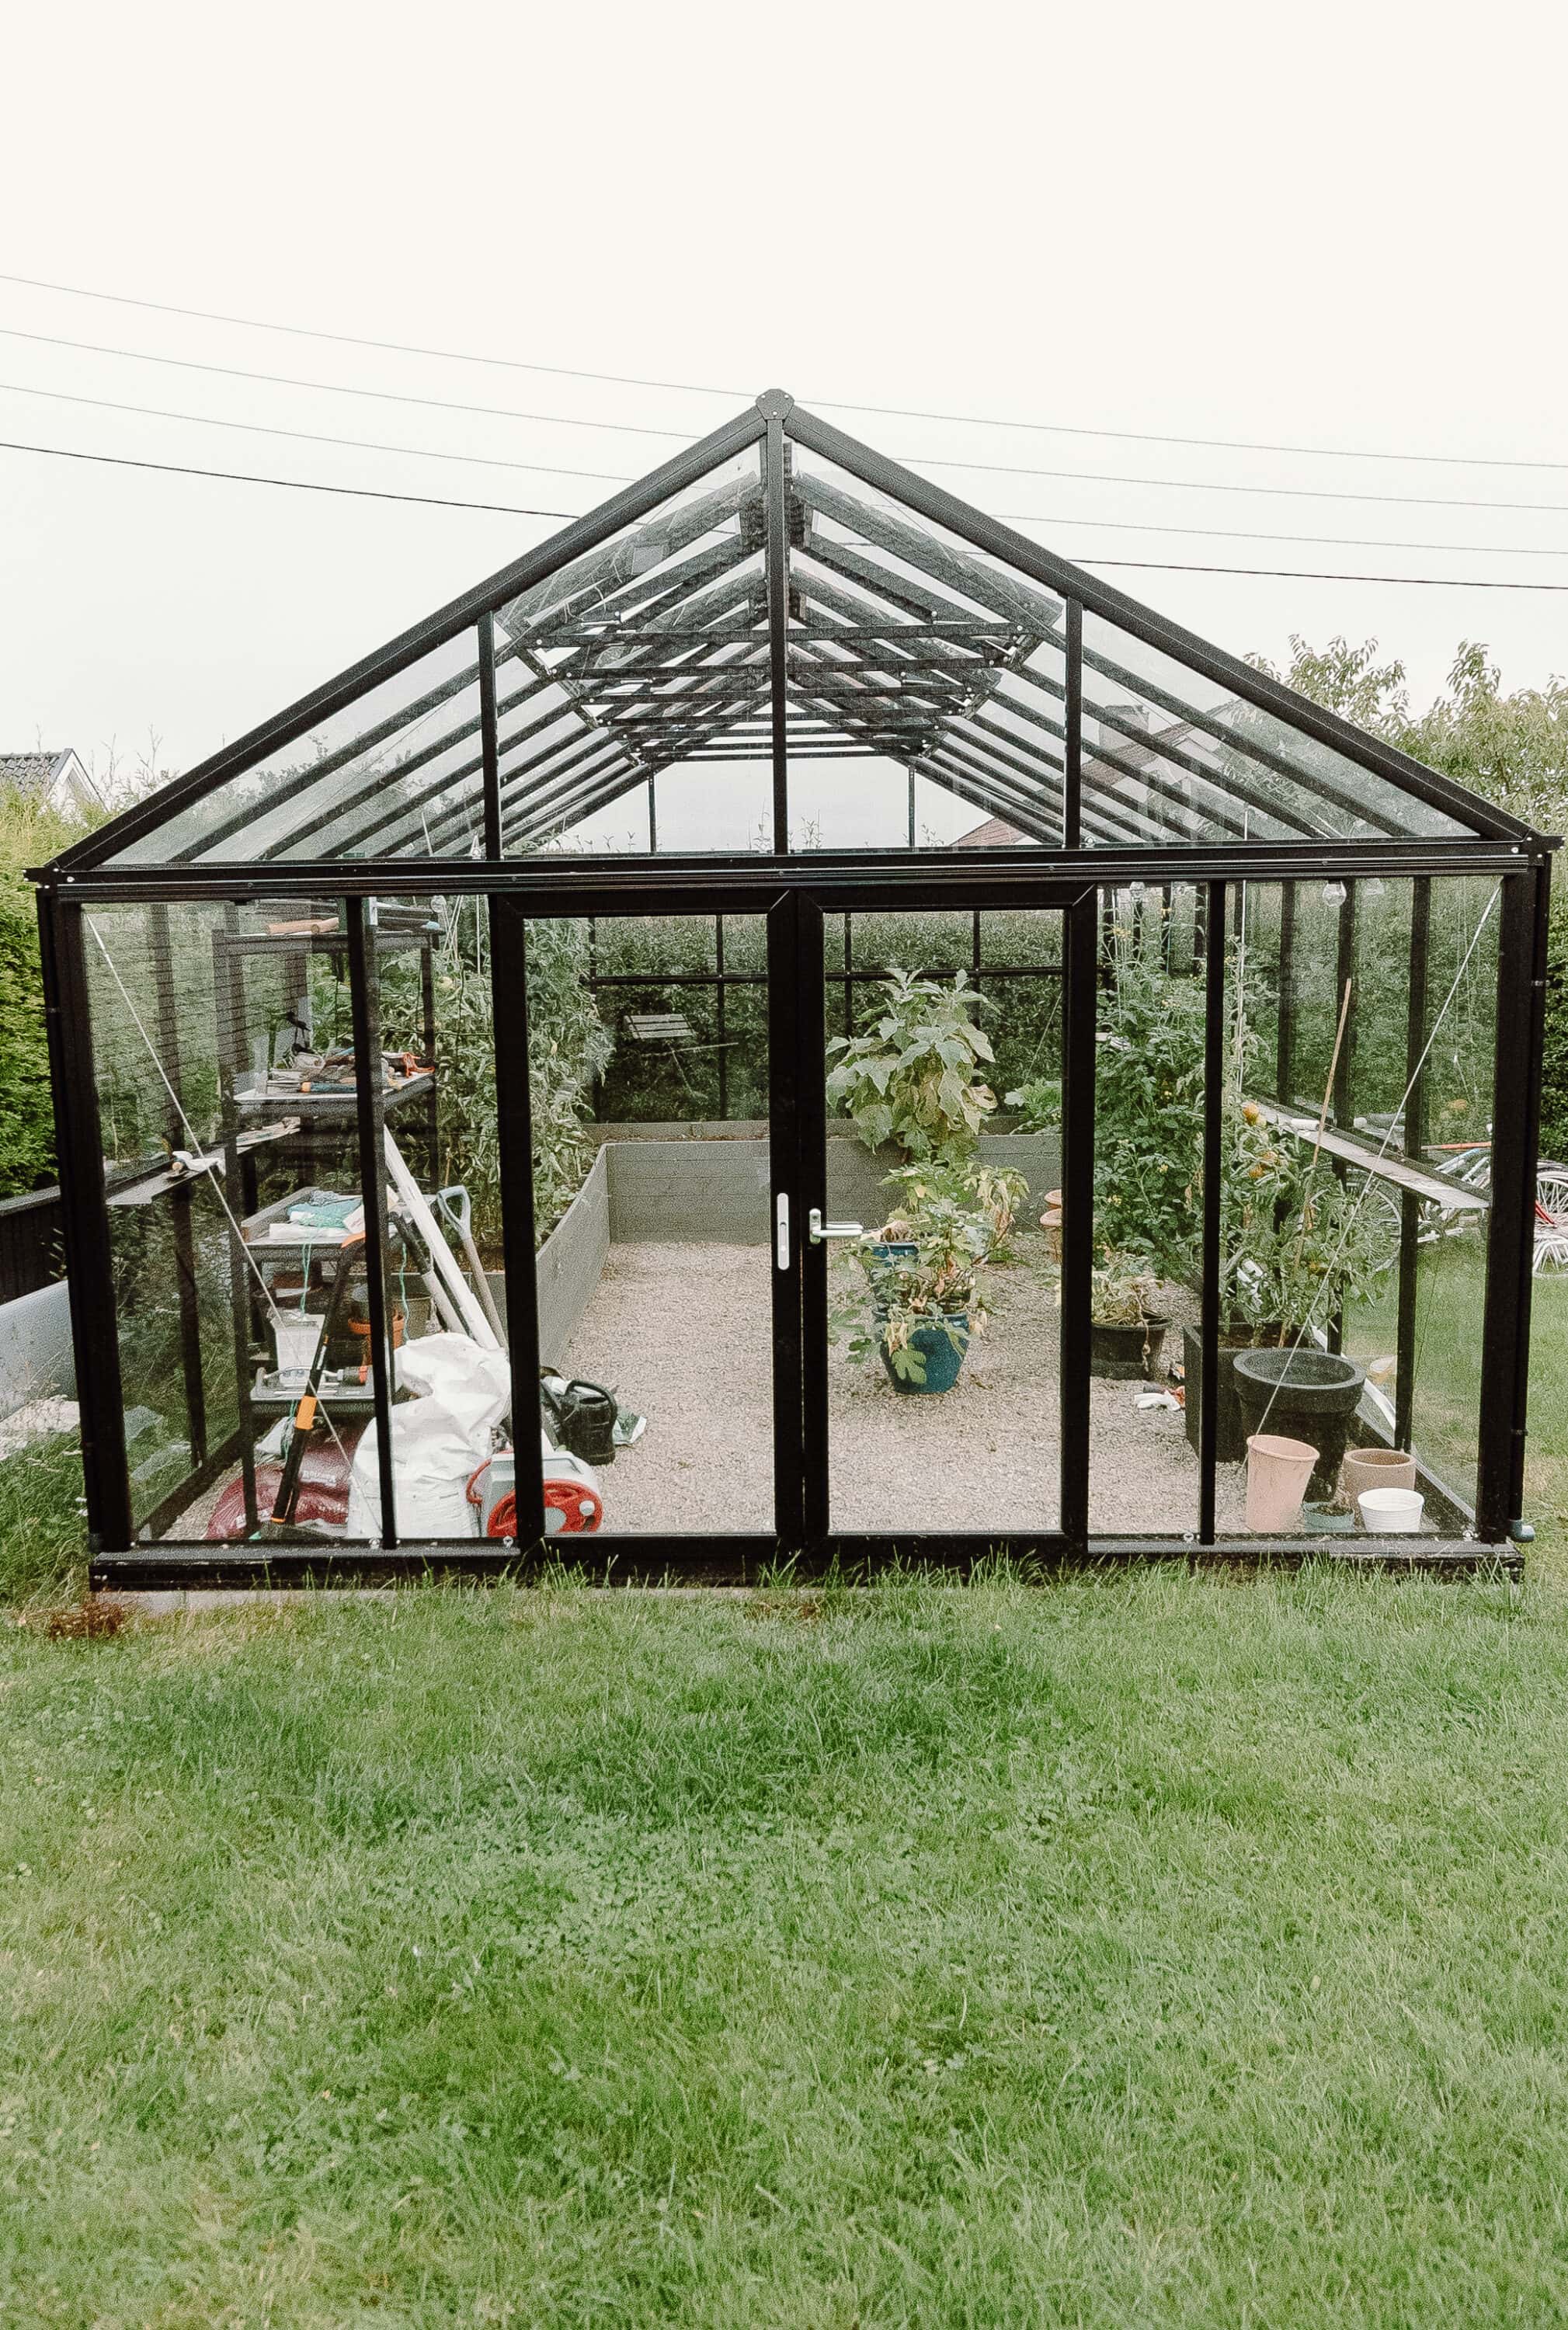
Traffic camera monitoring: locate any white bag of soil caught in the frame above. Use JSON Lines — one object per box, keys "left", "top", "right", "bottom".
{"left": 346, "top": 1334, "right": 512, "bottom": 1540}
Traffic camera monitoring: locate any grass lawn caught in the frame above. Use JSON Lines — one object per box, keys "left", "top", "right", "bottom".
{"left": 6, "top": 1572, "right": 1568, "bottom": 2325}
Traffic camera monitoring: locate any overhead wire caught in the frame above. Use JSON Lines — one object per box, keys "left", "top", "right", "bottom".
{"left": 8, "top": 436, "right": 1568, "bottom": 589}
{"left": 2, "top": 324, "right": 1565, "bottom": 516}
{"left": 2, "top": 266, "right": 1566, "bottom": 475}
{"left": 5, "top": 381, "right": 1566, "bottom": 562}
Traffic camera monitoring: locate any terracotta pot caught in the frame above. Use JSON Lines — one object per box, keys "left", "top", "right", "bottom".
{"left": 1340, "top": 1447, "right": 1417, "bottom": 1508}
{"left": 1245, "top": 1433, "right": 1318, "bottom": 1532}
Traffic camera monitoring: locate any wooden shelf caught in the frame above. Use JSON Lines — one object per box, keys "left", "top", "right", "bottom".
{"left": 1247, "top": 1099, "right": 1489, "bottom": 1212}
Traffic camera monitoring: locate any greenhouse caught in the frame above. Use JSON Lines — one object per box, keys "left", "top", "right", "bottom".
{"left": 30, "top": 388, "right": 1556, "bottom": 1588}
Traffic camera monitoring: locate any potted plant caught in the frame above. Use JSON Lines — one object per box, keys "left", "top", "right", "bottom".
{"left": 1183, "top": 1101, "right": 1392, "bottom": 1466}
{"left": 836, "top": 1176, "right": 1000, "bottom": 1394}
{"left": 1090, "top": 1250, "right": 1170, "bottom": 1379}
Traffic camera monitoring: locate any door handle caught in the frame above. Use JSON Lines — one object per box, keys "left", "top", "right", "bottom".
{"left": 808, "top": 1206, "right": 864, "bottom": 1243}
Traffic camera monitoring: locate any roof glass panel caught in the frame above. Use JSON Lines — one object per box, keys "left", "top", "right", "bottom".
{"left": 1080, "top": 612, "right": 1476, "bottom": 845}
{"left": 78, "top": 404, "right": 1512, "bottom": 873}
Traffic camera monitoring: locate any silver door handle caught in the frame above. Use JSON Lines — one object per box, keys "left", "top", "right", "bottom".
{"left": 808, "top": 1206, "right": 864, "bottom": 1243}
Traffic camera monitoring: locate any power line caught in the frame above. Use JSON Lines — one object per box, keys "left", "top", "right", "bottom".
{"left": 5, "top": 379, "right": 1566, "bottom": 561}
{"left": 3, "top": 266, "right": 1565, "bottom": 478}
{"left": 4, "top": 323, "right": 1565, "bottom": 518}
{"left": 0, "top": 435, "right": 572, "bottom": 520}
{"left": 9, "top": 434, "right": 1568, "bottom": 589}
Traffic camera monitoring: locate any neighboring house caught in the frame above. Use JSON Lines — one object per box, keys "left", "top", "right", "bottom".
{"left": 0, "top": 749, "right": 103, "bottom": 818}
{"left": 953, "top": 814, "right": 1026, "bottom": 847}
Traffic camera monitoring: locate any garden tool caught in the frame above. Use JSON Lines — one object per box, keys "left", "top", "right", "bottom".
{"left": 433, "top": 1184, "right": 506, "bottom": 1346}
{"left": 262, "top": 1233, "right": 367, "bottom": 1532}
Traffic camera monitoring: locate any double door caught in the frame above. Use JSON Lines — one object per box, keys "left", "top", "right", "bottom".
{"left": 508, "top": 882, "right": 1083, "bottom": 1565}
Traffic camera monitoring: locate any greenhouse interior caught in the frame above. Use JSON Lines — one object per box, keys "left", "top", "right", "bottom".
{"left": 31, "top": 390, "right": 1556, "bottom": 1588}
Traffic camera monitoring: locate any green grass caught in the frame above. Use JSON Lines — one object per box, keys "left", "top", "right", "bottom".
{"left": 7, "top": 1573, "right": 1568, "bottom": 2325}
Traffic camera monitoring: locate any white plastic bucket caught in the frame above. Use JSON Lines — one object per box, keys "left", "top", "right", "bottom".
{"left": 272, "top": 1315, "right": 322, "bottom": 1375}
{"left": 1358, "top": 1485, "right": 1424, "bottom": 1534}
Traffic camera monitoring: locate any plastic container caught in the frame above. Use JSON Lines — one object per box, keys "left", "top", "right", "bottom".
{"left": 1245, "top": 1432, "right": 1319, "bottom": 1532}
{"left": 272, "top": 1315, "right": 322, "bottom": 1376}
{"left": 1358, "top": 1485, "right": 1425, "bottom": 1533}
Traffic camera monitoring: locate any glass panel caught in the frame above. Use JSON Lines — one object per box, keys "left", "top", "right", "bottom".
{"left": 85, "top": 897, "right": 388, "bottom": 1543}
{"left": 786, "top": 447, "right": 1069, "bottom": 851}
{"left": 525, "top": 909, "right": 774, "bottom": 1535}
{"left": 1090, "top": 884, "right": 1205, "bottom": 1534}
{"left": 503, "top": 450, "right": 766, "bottom": 856}
{"left": 1223, "top": 871, "right": 1499, "bottom": 1537}
{"left": 1080, "top": 612, "right": 1475, "bottom": 845}
{"left": 109, "top": 636, "right": 490, "bottom": 867}
{"left": 824, "top": 907, "right": 1062, "bottom": 1536}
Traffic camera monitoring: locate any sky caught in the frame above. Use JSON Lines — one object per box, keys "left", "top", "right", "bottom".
{"left": 2, "top": 0, "right": 1565, "bottom": 852}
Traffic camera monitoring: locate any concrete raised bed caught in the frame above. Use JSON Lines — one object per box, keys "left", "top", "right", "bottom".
{"left": 590, "top": 1123, "right": 1062, "bottom": 1244}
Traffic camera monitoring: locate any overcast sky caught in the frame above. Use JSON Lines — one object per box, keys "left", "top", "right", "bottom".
{"left": 2, "top": 0, "right": 1564, "bottom": 851}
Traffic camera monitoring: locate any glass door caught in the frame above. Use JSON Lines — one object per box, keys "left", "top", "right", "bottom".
{"left": 794, "top": 891, "right": 1072, "bottom": 1552}
{"left": 501, "top": 889, "right": 801, "bottom": 1553}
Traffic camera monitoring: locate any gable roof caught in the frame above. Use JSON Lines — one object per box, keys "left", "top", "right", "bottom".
{"left": 39, "top": 393, "right": 1546, "bottom": 877}
{"left": 2, "top": 749, "right": 101, "bottom": 812}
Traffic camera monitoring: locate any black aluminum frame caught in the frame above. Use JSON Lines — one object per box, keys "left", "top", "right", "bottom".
{"left": 28, "top": 389, "right": 1556, "bottom": 1588}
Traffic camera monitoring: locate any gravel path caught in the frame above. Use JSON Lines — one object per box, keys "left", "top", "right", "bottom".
{"left": 565, "top": 1233, "right": 1246, "bottom": 1539}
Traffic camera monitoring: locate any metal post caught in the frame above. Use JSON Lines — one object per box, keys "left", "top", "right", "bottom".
{"left": 1333, "top": 880, "right": 1358, "bottom": 1127}
{"left": 763, "top": 410, "right": 790, "bottom": 851}
{"left": 214, "top": 909, "right": 259, "bottom": 1535}
{"left": 1059, "top": 891, "right": 1097, "bottom": 1551}
{"left": 1063, "top": 599, "right": 1083, "bottom": 850}
{"left": 478, "top": 611, "right": 502, "bottom": 859}
{"left": 36, "top": 891, "right": 133, "bottom": 1553}
{"left": 1395, "top": 877, "right": 1431, "bottom": 1455}
{"left": 1327, "top": 880, "right": 1358, "bottom": 1355}
{"left": 346, "top": 899, "right": 399, "bottom": 1547}
{"left": 1276, "top": 879, "right": 1296, "bottom": 1104}
{"left": 715, "top": 912, "right": 728, "bottom": 1122}
{"left": 148, "top": 901, "right": 208, "bottom": 1469}
{"left": 907, "top": 767, "right": 916, "bottom": 850}
{"left": 647, "top": 775, "right": 658, "bottom": 856}
{"left": 771, "top": 890, "right": 809, "bottom": 1547}
{"left": 1199, "top": 880, "right": 1227, "bottom": 1544}
{"left": 489, "top": 895, "right": 546, "bottom": 1549}
{"left": 1477, "top": 862, "right": 1550, "bottom": 1540}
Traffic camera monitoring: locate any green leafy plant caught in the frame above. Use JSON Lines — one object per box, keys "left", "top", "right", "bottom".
{"left": 842, "top": 1186, "right": 997, "bottom": 1386}
{"left": 878, "top": 1156, "right": 1027, "bottom": 1264}
{"left": 1004, "top": 1076, "right": 1061, "bottom": 1132}
{"left": 826, "top": 969, "right": 997, "bottom": 1160}
{"left": 1090, "top": 1250, "right": 1163, "bottom": 1327}
{"left": 1219, "top": 1101, "right": 1392, "bottom": 1335}
{"left": 1093, "top": 945, "right": 1207, "bottom": 1275}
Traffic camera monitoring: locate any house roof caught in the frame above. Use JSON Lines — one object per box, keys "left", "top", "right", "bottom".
{"left": 1, "top": 749, "right": 80, "bottom": 798}
{"left": 954, "top": 816, "right": 1025, "bottom": 847}
{"left": 41, "top": 393, "right": 1548, "bottom": 876}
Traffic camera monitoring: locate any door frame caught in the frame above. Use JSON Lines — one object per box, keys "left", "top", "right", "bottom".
{"left": 785, "top": 880, "right": 1090, "bottom": 1569}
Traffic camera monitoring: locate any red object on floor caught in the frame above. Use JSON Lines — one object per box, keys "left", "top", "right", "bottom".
{"left": 205, "top": 1438, "right": 357, "bottom": 1540}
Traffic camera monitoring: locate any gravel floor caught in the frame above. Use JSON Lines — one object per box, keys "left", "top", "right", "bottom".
{"left": 565, "top": 1233, "right": 1246, "bottom": 1538}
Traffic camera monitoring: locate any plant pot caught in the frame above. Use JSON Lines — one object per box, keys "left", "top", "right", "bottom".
{"left": 1181, "top": 1323, "right": 1290, "bottom": 1466}
{"left": 1245, "top": 1433, "right": 1318, "bottom": 1532}
{"left": 1231, "top": 1346, "right": 1366, "bottom": 1502}
{"left": 1358, "top": 1485, "right": 1424, "bottom": 1534}
{"left": 879, "top": 1315, "right": 970, "bottom": 1395}
{"left": 1090, "top": 1313, "right": 1170, "bottom": 1380}
{"left": 1340, "top": 1446, "right": 1417, "bottom": 1508}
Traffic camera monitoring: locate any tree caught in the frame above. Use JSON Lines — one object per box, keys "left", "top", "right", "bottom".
{"left": 1251, "top": 636, "right": 1568, "bottom": 1156}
